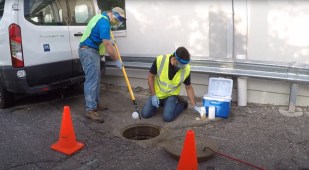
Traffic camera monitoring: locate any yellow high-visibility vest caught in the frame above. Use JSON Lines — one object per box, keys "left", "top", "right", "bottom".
{"left": 154, "top": 54, "right": 190, "bottom": 99}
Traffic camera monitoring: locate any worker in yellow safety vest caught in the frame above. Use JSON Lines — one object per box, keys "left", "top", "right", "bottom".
{"left": 79, "top": 7, "right": 125, "bottom": 123}
{"left": 141, "top": 47, "right": 201, "bottom": 122}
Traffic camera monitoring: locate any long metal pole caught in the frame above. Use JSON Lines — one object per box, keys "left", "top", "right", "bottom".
{"left": 110, "top": 31, "right": 141, "bottom": 119}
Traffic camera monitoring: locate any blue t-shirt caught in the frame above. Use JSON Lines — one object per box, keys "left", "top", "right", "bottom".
{"left": 80, "top": 12, "right": 111, "bottom": 50}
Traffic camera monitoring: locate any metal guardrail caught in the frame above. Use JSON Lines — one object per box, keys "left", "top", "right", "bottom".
{"left": 106, "top": 56, "right": 309, "bottom": 84}
{"left": 106, "top": 56, "right": 309, "bottom": 110}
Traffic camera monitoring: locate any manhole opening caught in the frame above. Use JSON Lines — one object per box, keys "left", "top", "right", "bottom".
{"left": 122, "top": 125, "right": 160, "bottom": 141}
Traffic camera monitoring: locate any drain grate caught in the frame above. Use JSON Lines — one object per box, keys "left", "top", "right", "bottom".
{"left": 122, "top": 124, "right": 161, "bottom": 141}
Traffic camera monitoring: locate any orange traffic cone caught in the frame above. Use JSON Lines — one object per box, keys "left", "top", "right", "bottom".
{"left": 51, "top": 106, "right": 84, "bottom": 155}
{"left": 177, "top": 130, "right": 198, "bottom": 170}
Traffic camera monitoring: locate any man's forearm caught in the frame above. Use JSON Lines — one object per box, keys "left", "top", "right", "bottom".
{"left": 103, "top": 39, "right": 119, "bottom": 61}
{"left": 148, "top": 73, "right": 155, "bottom": 95}
{"left": 186, "top": 85, "right": 196, "bottom": 106}
{"left": 106, "top": 44, "right": 119, "bottom": 61}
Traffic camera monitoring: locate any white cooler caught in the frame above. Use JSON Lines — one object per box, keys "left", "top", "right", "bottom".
{"left": 203, "top": 77, "right": 233, "bottom": 118}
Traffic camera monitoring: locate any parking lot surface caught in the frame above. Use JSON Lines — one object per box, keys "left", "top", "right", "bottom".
{"left": 0, "top": 83, "right": 308, "bottom": 170}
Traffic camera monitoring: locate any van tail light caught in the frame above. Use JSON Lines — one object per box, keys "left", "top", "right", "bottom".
{"left": 9, "top": 24, "right": 24, "bottom": 68}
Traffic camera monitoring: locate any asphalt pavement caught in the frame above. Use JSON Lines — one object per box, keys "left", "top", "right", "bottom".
{"left": 0, "top": 83, "right": 308, "bottom": 170}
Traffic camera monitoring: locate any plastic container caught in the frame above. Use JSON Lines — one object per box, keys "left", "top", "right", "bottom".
{"left": 203, "top": 77, "right": 233, "bottom": 118}
{"left": 200, "top": 107, "right": 206, "bottom": 120}
{"left": 208, "top": 106, "right": 216, "bottom": 120}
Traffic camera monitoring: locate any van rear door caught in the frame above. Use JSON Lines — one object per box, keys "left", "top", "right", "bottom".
{"left": 20, "top": 0, "right": 73, "bottom": 86}
{"left": 67, "top": 0, "right": 98, "bottom": 77}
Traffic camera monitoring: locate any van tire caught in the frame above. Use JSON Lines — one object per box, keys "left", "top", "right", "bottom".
{"left": 0, "top": 83, "right": 14, "bottom": 108}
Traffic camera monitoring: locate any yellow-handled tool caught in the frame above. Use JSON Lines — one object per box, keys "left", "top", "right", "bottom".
{"left": 110, "top": 31, "right": 142, "bottom": 119}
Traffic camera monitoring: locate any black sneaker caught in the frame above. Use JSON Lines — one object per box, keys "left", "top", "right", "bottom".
{"left": 178, "top": 96, "right": 188, "bottom": 109}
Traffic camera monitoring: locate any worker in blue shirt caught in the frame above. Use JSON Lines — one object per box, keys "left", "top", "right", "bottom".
{"left": 79, "top": 7, "right": 125, "bottom": 123}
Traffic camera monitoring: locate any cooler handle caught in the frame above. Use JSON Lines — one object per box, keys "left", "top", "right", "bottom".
{"left": 210, "top": 101, "right": 221, "bottom": 105}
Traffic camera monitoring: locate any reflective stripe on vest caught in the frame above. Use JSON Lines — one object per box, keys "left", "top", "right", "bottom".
{"left": 154, "top": 54, "right": 190, "bottom": 99}
{"left": 80, "top": 14, "right": 109, "bottom": 55}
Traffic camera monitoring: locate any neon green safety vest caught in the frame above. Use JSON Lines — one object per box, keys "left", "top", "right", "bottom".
{"left": 80, "top": 14, "right": 109, "bottom": 55}
{"left": 154, "top": 54, "right": 191, "bottom": 99}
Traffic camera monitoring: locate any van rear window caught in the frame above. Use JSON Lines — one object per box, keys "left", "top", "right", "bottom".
{"left": 0, "top": 0, "right": 4, "bottom": 19}
{"left": 24, "top": 0, "right": 67, "bottom": 25}
{"left": 24, "top": 0, "right": 95, "bottom": 26}
{"left": 68, "top": 0, "right": 95, "bottom": 26}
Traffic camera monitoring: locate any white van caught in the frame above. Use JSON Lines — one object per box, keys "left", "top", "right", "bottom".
{"left": 0, "top": 0, "right": 102, "bottom": 108}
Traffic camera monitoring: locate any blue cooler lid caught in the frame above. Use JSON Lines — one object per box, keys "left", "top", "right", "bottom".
{"left": 207, "top": 77, "right": 233, "bottom": 98}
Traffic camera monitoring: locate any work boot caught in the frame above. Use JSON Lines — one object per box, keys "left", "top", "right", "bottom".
{"left": 84, "top": 110, "right": 104, "bottom": 123}
{"left": 96, "top": 103, "right": 108, "bottom": 111}
{"left": 178, "top": 96, "right": 188, "bottom": 109}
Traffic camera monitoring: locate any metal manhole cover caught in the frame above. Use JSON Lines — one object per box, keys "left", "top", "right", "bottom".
{"left": 163, "top": 136, "right": 218, "bottom": 162}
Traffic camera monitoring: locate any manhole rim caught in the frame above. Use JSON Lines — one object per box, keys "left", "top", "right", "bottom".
{"left": 163, "top": 135, "right": 218, "bottom": 162}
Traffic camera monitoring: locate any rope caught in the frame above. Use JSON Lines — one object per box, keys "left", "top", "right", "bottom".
{"left": 203, "top": 147, "right": 266, "bottom": 170}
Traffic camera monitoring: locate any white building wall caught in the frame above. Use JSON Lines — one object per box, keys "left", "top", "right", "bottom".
{"left": 247, "top": 0, "right": 309, "bottom": 63}
{"left": 116, "top": 0, "right": 225, "bottom": 58}
{"left": 106, "top": 0, "right": 309, "bottom": 107}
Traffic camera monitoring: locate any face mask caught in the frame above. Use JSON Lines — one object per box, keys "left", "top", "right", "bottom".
{"left": 110, "top": 19, "right": 118, "bottom": 26}
{"left": 174, "top": 52, "right": 189, "bottom": 70}
{"left": 174, "top": 65, "right": 180, "bottom": 72}
{"left": 111, "top": 19, "right": 123, "bottom": 29}
{"left": 176, "top": 62, "right": 187, "bottom": 69}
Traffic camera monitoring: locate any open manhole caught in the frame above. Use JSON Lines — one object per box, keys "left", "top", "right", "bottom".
{"left": 122, "top": 124, "right": 161, "bottom": 140}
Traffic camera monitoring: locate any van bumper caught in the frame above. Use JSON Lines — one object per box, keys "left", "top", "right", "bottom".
{"left": 0, "top": 67, "right": 85, "bottom": 94}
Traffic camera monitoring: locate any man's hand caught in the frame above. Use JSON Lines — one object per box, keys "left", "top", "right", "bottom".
{"left": 114, "top": 60, "right": 123, "bottom": 69}
{"left": 151, "top": 95, "right": 160, "bottom": 108}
